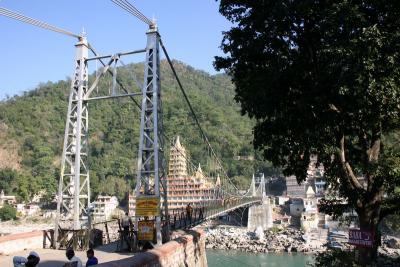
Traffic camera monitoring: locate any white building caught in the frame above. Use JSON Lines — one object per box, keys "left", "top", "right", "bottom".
{"left": 301, "top": 186, "right": 319, "bottom": 231}
{"left": 16, "top": 203, "right": 40, "bottom": 216}
{"left": 0, "top": 190, "right": 16, "bottom": 207}
{"left": 304, "top": 186, "right": 318, "bottom": 212}
{"left": 92, "top": 195, "right": 119, "bottom": 221}
{"left": 275, "top": 196, "right": 290, "bottom": 206}
{"left": 301, "top": 211, "right": 319, "bottom": 232}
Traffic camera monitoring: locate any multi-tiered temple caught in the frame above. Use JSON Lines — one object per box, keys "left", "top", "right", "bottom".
{"left": 129, "top": 136, "right": 220, "bottom": 216}
{"left": 166, "top": 136, "right": 219, "bottom": 212}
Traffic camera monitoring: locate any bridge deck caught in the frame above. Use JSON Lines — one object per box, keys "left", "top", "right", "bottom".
{"left": 166, "top": 198, "right": 261, "bottom": 231}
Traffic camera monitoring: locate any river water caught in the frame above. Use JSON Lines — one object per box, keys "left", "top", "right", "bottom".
{"left": 206, "top": 249, "right": 314, "bottom": 267}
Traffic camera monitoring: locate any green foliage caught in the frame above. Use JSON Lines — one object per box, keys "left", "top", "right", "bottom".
{"left": 0, "top": 169, "right": 17, "bottom": 195}
{"left": 311, "top": 250, "right": 358, "bottom": 267}
{"left": 269, "top": 226, "right": 281, "bottom": 234}
{"left": 215, "top": 0, "right": 400, "bottom": 261}
{"left": 381, "top": 214, "right": 400, "bottom": 235}
{"left": 0, "top": 204, "right": 17, "bottom": 221}
{"left": 0, "top": 61, "right": 277, "bottom": 202}
{"left": 0, "top": 169, "right": 33, "bottom": 202}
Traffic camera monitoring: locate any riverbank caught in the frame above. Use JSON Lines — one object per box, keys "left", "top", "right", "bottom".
{"left": 204, "top": 226, "right": 324, "bottom": 254}
{"left": 202, "top": 224, "right": 400, "bottom": 266}
{"left": 0, "top": 219, "right": 52, "bottom": 235}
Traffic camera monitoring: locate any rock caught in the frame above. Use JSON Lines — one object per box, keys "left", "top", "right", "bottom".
{"left": 203, "top": 225, "right": 315, "bottom": 256}
{"left": 206, "top": 244, "right": 213, "bottom": 249}
{"left": 386, "top": 238, "right": 400, "bottom": 249}
{"left": 255, "top": 226, "right": 264, "bottom": 241}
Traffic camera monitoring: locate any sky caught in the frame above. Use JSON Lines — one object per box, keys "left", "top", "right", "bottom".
{"left": 0, "top": 0, "right": 232, "bottom": 99}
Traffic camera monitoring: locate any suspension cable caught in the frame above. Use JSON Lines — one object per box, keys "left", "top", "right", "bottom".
{"left": 0, "top": 7, "right": 80, "bottom": 39}
{"left": 121, "top": 0, "right": 153, "bottom": 25}
{"left": 160, "top": 39, "right": 245, "bottom": 196}
{"left": 110, "top": 0, "right": 153, "bottom": 26}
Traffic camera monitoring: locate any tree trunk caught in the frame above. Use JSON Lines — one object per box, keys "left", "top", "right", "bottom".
{"left": 357, "top": 208, "right": 381, "bottom": 266}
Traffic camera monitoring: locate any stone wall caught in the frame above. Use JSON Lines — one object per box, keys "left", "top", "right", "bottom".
{"left": 0, "top": 231, "right": 43, "bottom": 255}
{"left": 97, "top": 229, "right": 207, "bottom": 267}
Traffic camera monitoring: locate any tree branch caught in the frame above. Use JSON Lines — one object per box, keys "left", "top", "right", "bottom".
{"left": 328, "top": 103, "right": 341, "bottom": 113}
{"left": 368, "top": 139, "right": 381, "bottom": 162}
{"left": 367, "top": 126, "right": 381, "bottom": 190}
{"left": 339, "top": 134, "right": 364, "bottom": 190}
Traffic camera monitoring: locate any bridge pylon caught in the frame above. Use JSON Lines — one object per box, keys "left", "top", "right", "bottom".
{"left": 261, "top": 173, "right": 266, "bottom": 197}
{"left": 250, "top": 174, "right": 256, "bottom": 197}
{"left": 54, "top": 35, "right": 91, "bottom": 249}
{"left": 135, "top": 23, "right": 168, "bottom": 246}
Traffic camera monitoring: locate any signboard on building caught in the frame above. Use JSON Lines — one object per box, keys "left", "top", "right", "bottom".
{"left": 138, "top": 220, "right": 155, "bottom": 241}
{"left": 348, "top": 229, "right": 374, "bottom": 248}
{"left": 136, "top": 196, "right": 160, "bottom": 216}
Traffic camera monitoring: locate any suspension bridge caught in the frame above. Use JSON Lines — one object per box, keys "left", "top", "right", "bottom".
{"left": 0, "top": 1, "right": 267, "bottom": 252}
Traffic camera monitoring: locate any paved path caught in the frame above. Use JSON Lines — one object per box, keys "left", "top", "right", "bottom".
{"left": 0, "top": 243, "right": 135, "bottom": 267}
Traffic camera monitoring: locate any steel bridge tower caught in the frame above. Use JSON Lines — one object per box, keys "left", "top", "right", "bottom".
{"left": 54, "top": 35, "right": 90, "bottom": 248}
{"left": 136, "top": 24, "right": 168, "bottom": 246}
{"left": 54, "top": 23, "right": 168, "bottom": 248}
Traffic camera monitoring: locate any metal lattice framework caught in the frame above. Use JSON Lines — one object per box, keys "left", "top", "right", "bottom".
{"left": 135, "top": 26, "right": 167, "bottom": 245}
{"left": 52, "top": 27, "right": 166, "bottom": 247}
{"left": 54, "top": 36, "right": 90, "bottom": 234}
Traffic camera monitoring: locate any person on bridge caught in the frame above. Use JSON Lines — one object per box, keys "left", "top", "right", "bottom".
{"left": 85, "top": 248, "right": 98, "bottom": 267}
{"left": 121, "top": 212, "right": 133, "bottom": 251}
{"left": 186, "top": 203, "right": 193, "bottom": 223}
{"left": 122, "top": 212, "right": 132, "bottom": 233}
{"left": 65, "top": 248, "right": 83, "bottom": 267}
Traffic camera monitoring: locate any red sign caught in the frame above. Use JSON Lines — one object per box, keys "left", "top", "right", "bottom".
{"left": 348, "top": 229, "right": 374, "bottom": 248}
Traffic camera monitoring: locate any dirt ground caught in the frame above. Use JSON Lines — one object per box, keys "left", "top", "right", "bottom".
{"left": 0, "top": 242, "right": 135, "bottom": 267}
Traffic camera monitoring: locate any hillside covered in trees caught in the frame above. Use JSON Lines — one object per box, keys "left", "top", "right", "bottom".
{"left": 0, "top": 60, "right": 279, "bottom": 203}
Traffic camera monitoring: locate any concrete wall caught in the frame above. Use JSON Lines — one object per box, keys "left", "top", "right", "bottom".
{"left": 97, "top": 229, "right": 207, "bottom": 267}
{"left": 247, "top": 198, "right": 273, "bottom": 231}
{"left": 0, "top": 231, "right": 43, "bottom": 255}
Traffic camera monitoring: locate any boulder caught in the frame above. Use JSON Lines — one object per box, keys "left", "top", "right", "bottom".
{"left": 386, "top": 238, "right": 400, "bottom": 249}
{"left": 255, "top": 226, "right": 265, "bottom": 241}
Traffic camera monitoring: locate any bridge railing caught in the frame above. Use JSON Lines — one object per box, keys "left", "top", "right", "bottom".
{"left": 162, "top": 196, "right": 261, "bottom": 232}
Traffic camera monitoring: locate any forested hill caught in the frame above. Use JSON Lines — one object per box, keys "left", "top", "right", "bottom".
{"left": 0, "top": 60, "right": 278, "bottom": 203}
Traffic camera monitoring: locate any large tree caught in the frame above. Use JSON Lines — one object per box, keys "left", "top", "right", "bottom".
{"left": 215, "top": 0, "right": 400, "bottom": 263}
